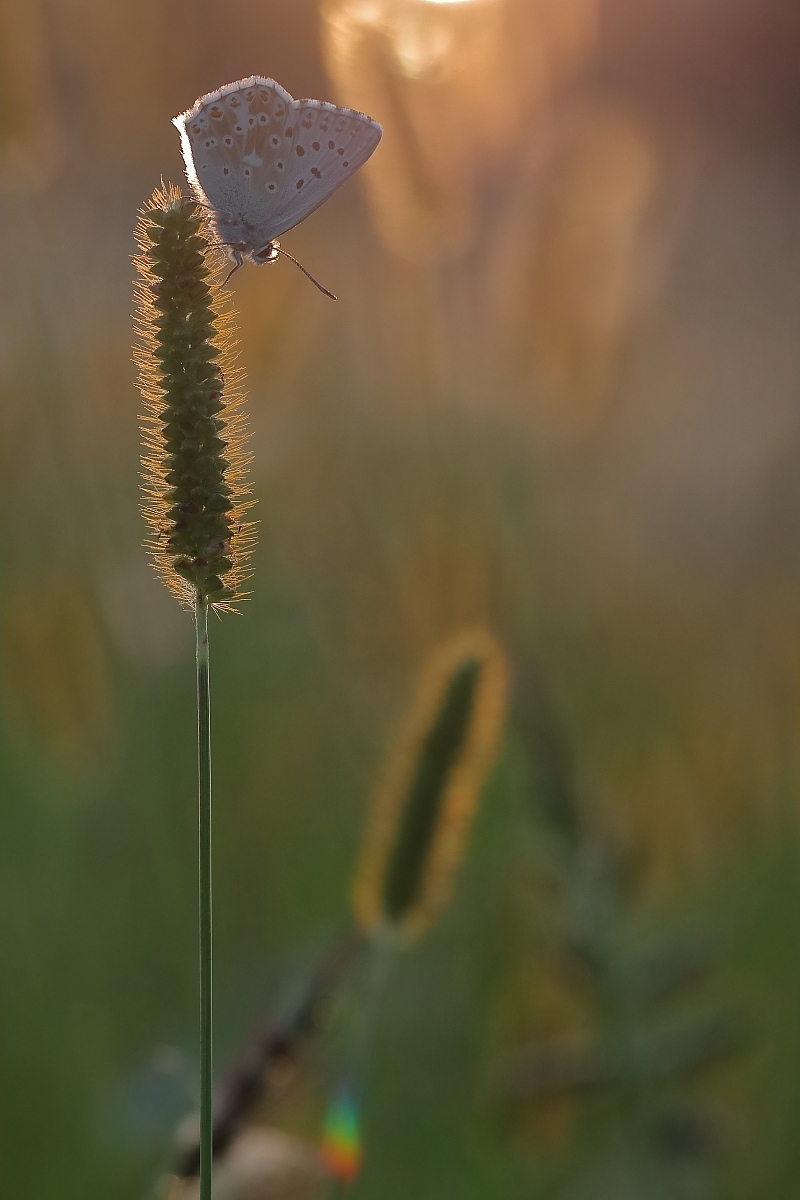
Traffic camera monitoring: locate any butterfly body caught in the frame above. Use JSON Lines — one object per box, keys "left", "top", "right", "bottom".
{"left": 173, "top": 76, "right": 382, "bottom": 270}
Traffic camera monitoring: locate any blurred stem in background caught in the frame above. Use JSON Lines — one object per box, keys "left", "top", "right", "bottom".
{"left": 169, "top": 932, "right": 362, "bottom": 1184}
{"left": 508, "top": 658, "right": 743, "bottom": 1198}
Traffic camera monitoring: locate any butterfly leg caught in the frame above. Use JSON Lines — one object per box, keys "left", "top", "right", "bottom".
{"left": 223, "top": 249, "right": 244, "bottom": 285}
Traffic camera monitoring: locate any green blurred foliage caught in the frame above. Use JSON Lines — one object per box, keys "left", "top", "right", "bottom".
{"left": 2, "top": 0, "right": 800, "bottom": 1197}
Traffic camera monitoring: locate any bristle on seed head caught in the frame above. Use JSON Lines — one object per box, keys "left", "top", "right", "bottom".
{"left": 133, "top": 183, "right": 254, "bottom": 611}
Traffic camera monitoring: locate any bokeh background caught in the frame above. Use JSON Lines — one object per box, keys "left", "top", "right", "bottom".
{"left": 2, "top": 0, "right": 800, "bottom": 1196}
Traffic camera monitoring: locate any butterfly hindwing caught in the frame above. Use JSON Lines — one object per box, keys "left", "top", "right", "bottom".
{"left": 267, "top": 100, "right": 383, "bottom": 238}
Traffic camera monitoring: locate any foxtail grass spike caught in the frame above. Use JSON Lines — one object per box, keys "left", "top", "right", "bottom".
{"left": 134, "top": 183, "right": 254, "bottom": 611}
{"left": 353, "top": 629, "right": 508, "bottom": 942}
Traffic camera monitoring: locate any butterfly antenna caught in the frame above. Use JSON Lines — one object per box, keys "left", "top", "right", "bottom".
{"left": 275, "top": 246, "right": 337, "bottom": 301}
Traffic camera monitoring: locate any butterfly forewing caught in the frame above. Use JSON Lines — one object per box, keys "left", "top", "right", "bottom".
{"left": 173, "top": 76, "right": 382, "bottom": 256}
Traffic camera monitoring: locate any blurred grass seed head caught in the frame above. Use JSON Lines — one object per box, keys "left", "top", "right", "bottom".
{"left": 353, "top": 628, "right": 508, "bottom": 942}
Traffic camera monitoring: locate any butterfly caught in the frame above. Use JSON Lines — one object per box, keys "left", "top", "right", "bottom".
{"left": 173, "top": 76, "right": 382, "bottom": 297}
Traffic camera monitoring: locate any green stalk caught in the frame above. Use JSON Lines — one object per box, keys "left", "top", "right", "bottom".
{"left": 196, "top": 599, "right": 213, "bottom": 1199}
{"left": 134, "top": 186, "right": 256, "bottom": 1196}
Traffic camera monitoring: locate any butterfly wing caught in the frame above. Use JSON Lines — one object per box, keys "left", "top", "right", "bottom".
{"left": 173, "top": 78, "right": 382, "bottom": 252}
{"left": 264, "top": 100, "right": 383, "bottom": 239}
{"left": 173, "top": 76, "right": 297, "bottom": 248}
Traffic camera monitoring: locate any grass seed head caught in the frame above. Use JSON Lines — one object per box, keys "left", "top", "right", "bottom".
{"left": 134, "top": 184, "right": 254, "bottom": 611}
{"left": 353, "top": 628, "right": 508, "bottom": 943}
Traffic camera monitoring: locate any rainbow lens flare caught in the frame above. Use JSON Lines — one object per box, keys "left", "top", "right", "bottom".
{"left": 321, "top": 1087, "right": 363, "bottom": 1184}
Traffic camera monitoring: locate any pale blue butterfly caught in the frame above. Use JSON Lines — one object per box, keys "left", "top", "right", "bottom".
{"left": 173, "top": 76, "right": 382, "bottom": 298}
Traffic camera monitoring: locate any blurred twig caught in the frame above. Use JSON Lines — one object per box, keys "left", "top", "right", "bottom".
{"left": 173, "top": 929, "right": 362, "bottom": 1181}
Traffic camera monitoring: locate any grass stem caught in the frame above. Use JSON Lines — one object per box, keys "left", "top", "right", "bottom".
{"left": 195, "top": 599, "right": 213, "bottom": 1199}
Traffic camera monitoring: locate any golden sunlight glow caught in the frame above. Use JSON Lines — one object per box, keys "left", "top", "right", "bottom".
{"left": 321, "top": 0, "right": 599, "bottom": 260}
